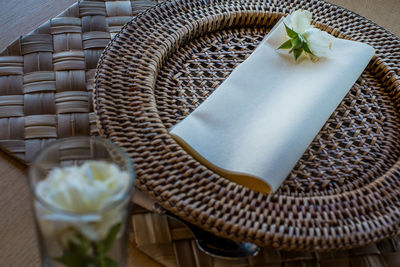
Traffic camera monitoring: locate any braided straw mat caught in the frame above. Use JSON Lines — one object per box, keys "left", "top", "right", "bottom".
{"left": 0, "top": 0, "right": 399, "bottom": 258}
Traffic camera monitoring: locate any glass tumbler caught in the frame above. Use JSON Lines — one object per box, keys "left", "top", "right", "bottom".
{"left": 29, "top": 136, "right": 135, "bottom": 267}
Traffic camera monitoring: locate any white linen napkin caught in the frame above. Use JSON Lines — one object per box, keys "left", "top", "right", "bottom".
{"left": 170, "top": 18, "right": 375, "bottom": 193}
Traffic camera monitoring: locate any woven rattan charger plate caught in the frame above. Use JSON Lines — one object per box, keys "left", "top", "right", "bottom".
{"left": 94, "top": 0, "right": 400, "bottom": 251}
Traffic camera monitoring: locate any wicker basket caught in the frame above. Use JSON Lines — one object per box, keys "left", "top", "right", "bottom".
{"left": 94, "top": 0, "right": 400, "bottom": 251}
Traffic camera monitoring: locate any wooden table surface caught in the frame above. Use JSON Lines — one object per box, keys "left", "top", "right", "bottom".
{"left": 0, "top": 0, "right": 399, "bottom": 266}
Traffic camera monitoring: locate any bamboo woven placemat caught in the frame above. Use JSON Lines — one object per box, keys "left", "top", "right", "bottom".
{"left": 0, "top": 0, "right": 159, "bottom": 163}
{"left": 0, "top": 0, "right": 399, "bottom": 263}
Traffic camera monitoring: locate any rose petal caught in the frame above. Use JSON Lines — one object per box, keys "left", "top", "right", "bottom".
{"left": 303, "top": 28, "right": 334, "bottom": 58}
{"left": 290, "top": 10, "right": 312, "bottom": 34}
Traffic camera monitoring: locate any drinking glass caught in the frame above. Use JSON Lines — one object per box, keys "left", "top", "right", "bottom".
{"left": 29, "top": 136, "right": 135, "bottom": 267}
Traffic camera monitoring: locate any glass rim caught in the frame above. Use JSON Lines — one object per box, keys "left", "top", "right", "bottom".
{"left": 29, "top": 136, "right": 135, "bottom": 216}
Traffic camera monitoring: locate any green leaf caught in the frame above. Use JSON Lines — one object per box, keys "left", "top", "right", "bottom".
{"left": 104, "top": 257, "right": 118, "bottom": 267}
{"left": 102, "top": 223, "right": 121, "bottom": 254}
{"left": 55, "top": 251, "right": 89, "bottom": 267}
{"left": 293, "top": 49, "right": 303, "bottom": 61}
{"left": 73, "top": 233, "right": 90, "bottom": 256}
{"left": 298, "top": 33, "right": 306, "bottom": 43}
{"left": 278, "top": 23, "right": 315, "bottom": 62}
{"left": 303, "top": 42, "right": 313, "bottom": 55}
{"left": 277, "top": 39, "right": 292, "bottom": 50}
{"left": 283, "top": 22, "right": 298, "bottom": 38}
{"left": 291, "top": 36, "right": 303, "bottom": 50}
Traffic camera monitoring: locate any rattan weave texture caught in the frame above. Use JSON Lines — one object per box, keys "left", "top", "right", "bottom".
{"left": 94, "top": 0, "right": 400, "bottom": 251}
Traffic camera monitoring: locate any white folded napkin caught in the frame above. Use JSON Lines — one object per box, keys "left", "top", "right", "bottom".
{"left": 170, "top": 18, "right": 375, "bottom": 193}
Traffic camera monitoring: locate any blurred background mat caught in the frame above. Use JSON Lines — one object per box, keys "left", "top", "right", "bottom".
{"left": 0, "top": 0, "right": 399, "bottom": 266}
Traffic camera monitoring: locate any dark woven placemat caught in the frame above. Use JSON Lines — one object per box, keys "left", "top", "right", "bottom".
{"left": 94, "top": 0, "right": 400, "bottom": 251}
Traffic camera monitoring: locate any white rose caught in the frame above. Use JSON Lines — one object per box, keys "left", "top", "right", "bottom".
{"left": 35, "top": 161, "right": 131, "bottom": 242}
{"left": 303, "top": 28, "right": 334, "bottom": 58}
{"left": 283, "top": 10, "right": 334, "bottom": 59}
{"left": 286, "top": 10, "right": 312, "bottom": 34}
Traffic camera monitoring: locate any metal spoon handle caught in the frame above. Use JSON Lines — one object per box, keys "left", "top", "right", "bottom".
{"left": 133, "top": 189, "right": 259, "bottom": 259}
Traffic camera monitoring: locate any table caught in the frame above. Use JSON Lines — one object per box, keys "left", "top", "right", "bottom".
{"left": 0, "top": 0, "right": 399, "bottom": 266}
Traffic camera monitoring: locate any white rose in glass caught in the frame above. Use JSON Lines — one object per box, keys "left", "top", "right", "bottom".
{"left": 35, "top": 161, "right": 131, "bottom": 242}
{"left": 281, "top": 9, "right": 334, "bottom": 60}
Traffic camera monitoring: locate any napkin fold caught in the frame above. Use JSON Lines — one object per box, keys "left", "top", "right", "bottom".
{"left": 170, "top": 18, "right": 375, "bottom": 193}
